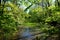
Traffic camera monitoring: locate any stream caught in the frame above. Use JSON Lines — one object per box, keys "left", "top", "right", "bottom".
{"left": 17, "top": 27, "right": 43, "bottom": 40}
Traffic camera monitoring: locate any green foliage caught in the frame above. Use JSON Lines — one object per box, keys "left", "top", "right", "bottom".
{"left": 0, "top": 2, "right": 25, "bottom": 39}
{"left": 24, "top": 0, "right": 60, "bottom": 39}
{"left": 1, "top": 0, "right": 60, "bottom": 40}
{"left": 28, "top": 0, "right": 41, "bottom": 3}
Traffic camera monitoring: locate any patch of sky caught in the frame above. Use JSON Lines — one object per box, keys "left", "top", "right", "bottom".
{"left": 52, "top": 0, "right": 55, "bottom": 5}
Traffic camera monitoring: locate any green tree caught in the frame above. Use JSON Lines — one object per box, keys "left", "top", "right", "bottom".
{"left": 0, "top": 1, "right": 25, "bottom": 40}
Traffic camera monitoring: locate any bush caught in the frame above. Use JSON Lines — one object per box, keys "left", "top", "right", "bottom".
{"left": 0, "top": 2, "right": 25, "bottom": 40}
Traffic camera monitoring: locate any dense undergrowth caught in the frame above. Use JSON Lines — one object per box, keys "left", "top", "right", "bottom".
{"left": 0, "top": 0, "right": 60, "bottom": 40}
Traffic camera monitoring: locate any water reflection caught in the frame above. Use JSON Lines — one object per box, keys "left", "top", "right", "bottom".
{"left": 22, "top": 27, "right": 32, "bottom": 38}
{"left": 18, "top": 27, "right": 41, "bottom": 40}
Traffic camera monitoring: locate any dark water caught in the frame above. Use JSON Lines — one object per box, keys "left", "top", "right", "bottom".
{"left": 18, "top": 27, "right": 36, "bottom": 40}
{"left": 22, "top": 28, "right": 32, "bottom": 38}
{"left": 18, "top": 27, "right": 41, "bottom": 40}
{"left": 18, "top": 27, "right": 58, "bottom": 40}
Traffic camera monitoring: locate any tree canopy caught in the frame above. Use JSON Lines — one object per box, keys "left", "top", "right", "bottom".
{"left": 0, "top": 0, "right": 60, "bottom": 40}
